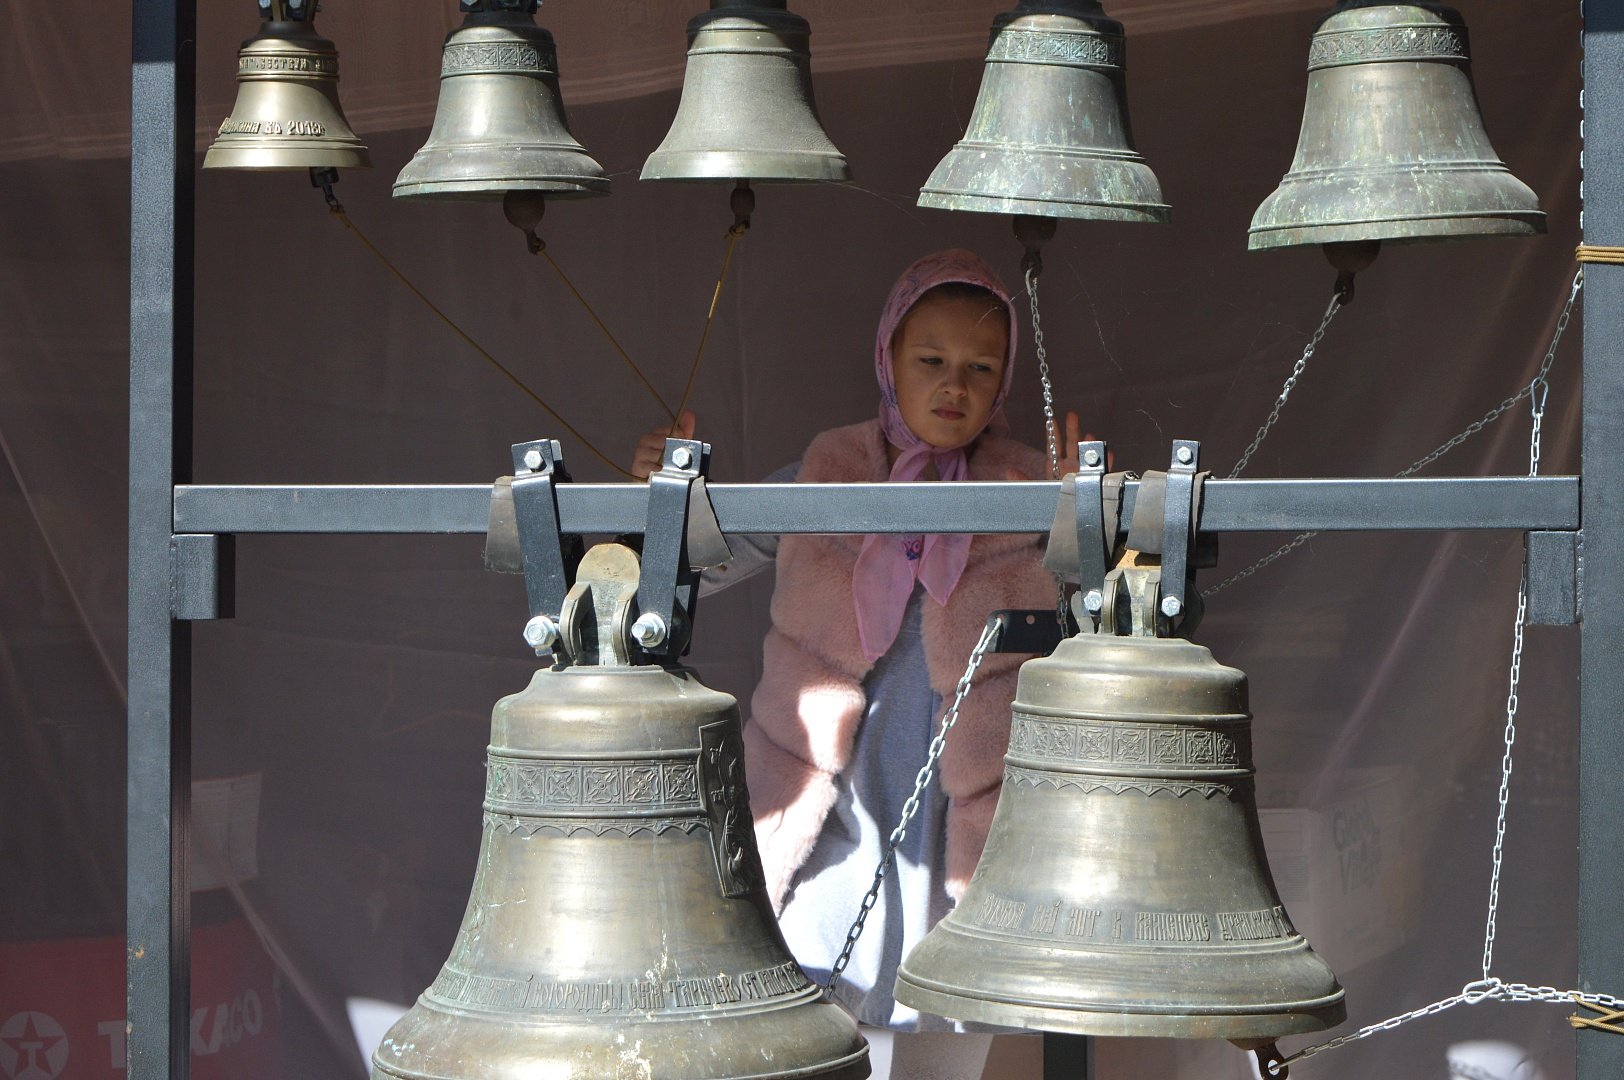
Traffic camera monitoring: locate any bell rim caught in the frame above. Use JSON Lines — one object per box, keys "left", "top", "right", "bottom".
{"left": 894, "top": 970, "right": 1347, "bottom": 1040}
{"left": 1248, "top": 212, "right": 1547, "bottom": 251}
{"left": 392, "top": 178, "right": 610, "bottom": 201}
{"left": 918, "top": 188, "right": 1170, "bottom": 223}
{"left": 202, "top": 145, "right": 372, "bottom": 170}
{"left": 640, "top": 150, "right": 852, "bottom": 184}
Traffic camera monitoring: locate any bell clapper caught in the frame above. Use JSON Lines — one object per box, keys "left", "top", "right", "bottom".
{"left": 309, "top": 166, "right": 343, "bottom": 212}
{"left": 1323, "top": 239, "right": 1380, "bottom": 305}
{"left": 730, "top": 179, "right": 755, "bottom": 236}
{"left": 1244, "top": 1041, "right": 1289, "bottom": 1078}
{"left": 503, "top": 190, "right": 548, "bottom": 254}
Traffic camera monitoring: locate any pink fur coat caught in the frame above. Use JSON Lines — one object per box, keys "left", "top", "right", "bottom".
{"left": 743, "top": 419, "right": 1055, "bottom": 911}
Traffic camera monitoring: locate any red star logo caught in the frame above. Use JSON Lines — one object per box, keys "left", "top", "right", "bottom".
{"left": 0, "top": 1012, "right": 69, "bottom": 1080}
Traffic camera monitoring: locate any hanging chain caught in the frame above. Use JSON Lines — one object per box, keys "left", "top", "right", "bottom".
{"left": 1265, "top": 270, "right": 1589, "bottom": 1077}
{"left": 1229, "top": 288, "right": 1347, "bottom": 479}
{"left": 826, "top": 616, "right": 1005, "bottom": 993}
{"left": 1025, "top": 265, "right": 1072, "bottom": 632}
{"left": 1209, "top": 270, "right": 1584, "bottom": 598}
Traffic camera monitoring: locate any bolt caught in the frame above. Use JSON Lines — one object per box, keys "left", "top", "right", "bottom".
{"left": 1083, "top": 589, "right": 1104, "bottom": 614}
{"left": 1176, "top": 446, "right": 1194, "bottom": 465}
{"left": 671, "top": 446, "right": 694, "bottom": 470}
{"left": 1161, "top": 596, "right": 1184, "bottom": 618}
{"left": 631, "top": 612, "right": 668, "bottom": 648}
{"left": 1083, "top": 448, "right": 1101, "bottom": 468}
{"left": 523, "top": 448, "right": 543, "bottom": 471}
{"left": 522, "top": 615, "right": 558, "bottom": 651}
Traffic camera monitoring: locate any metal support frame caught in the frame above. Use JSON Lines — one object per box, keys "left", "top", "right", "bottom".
{"left": 122, "top": 1, "right": 1621, "bottom": 1076}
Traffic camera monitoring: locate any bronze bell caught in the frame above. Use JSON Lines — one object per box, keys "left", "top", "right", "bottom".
{"left": 203, "top": 0, "right": 371, "bottom": 171}
{"left": 373, "top": 543, "right": 869, "bottom": 1080}
{"left": 393, "top": 0, "right": 608, "bottom": 202}
{"left": 642, "top": 0, "right": 850, "bottom": 183}
{"left": 918, "top": 0, "right": 1168, "bottom": 223}
{"left": 1250, "top": 1, "right": 1545, "bottom": 251}
{"left": 895, "top": 569, "right": 1345, "bottom": 1040}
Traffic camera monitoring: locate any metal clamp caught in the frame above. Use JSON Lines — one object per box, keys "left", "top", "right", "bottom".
{"left": 1075, "top": 440, "right": 1110, "bottom": 625}
{"left": 1160, "top": 440, "right": 1200, "bottom": 625}
{"left": 635, "top": 438, "right": 731, "bottom": 660}
{"left": 509, "top": 439, "right": 581, "bottom": 653}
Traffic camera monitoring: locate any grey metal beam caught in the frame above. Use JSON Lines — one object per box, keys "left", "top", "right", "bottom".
{"left": 128, "top": 0, "right": 195, "bottom": 1076}
{"left": 172, "top": 476, "right": 1580, "bottom": 537}
{"left": 1580, "top": 3, "right": 1624, "bottom": 1077}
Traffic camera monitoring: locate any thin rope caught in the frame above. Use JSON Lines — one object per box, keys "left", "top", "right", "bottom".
{"left": 534, "top": 243, "right": 677, "bottom": 421}
{"left": 1576, "top": 243, "right": 1624, "bottom": 264}
{"left": 669, "top": 224, "right": 746, "bottom": 436}
{"left": 327, "top": 204, "right": 636, "bottom": 479}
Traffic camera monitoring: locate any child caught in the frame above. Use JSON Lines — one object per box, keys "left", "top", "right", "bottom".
{"left": 632, "top": 250, "right": 1076, "bottom": 1068}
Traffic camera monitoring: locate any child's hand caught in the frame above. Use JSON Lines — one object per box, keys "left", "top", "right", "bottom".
{"left": 1007, "top": 411, "right": 1099, "bottom": 480}
{"left": 631, "top": 410, "right": 697, "bottom": 480}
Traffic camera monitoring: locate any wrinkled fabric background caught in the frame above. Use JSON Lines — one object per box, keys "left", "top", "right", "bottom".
{"left": 0, "top": 1, "right": 1587, "bottom": 1076}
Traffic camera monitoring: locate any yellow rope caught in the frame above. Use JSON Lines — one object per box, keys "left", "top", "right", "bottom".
{"left": 1570, "top": 995, "right": 1624, "bottom": 1035}
{"left": 670, "top": 224, "right": 746, "bottom": 437}
{"left": 328, "top": 205, "right": 636, "bottom": 480}
{"left": 534, "top": 243, "right": 677, "bottom": 422}
{"left": 1577, "top": 244, "right": 1624, "bottom": 265}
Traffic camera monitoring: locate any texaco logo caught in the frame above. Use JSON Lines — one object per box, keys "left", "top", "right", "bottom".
{"left": 0, "top": 1013, "right": 68, "bottom": 1080}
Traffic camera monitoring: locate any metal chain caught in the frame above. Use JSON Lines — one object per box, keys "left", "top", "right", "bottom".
{"left": 1270, "top": 981, "right": 1624, "bottom": 1075}
{"left": 1209, "top": 270, "right": 1584, "bottom": 598}
{"left": 1229, "top": 289, "right": 1347, "bottom": 479}
{"left": 826, "top": 616, "right": 1005, "bottom": 993}
{"left": 1266, "top": 271, "right": 1587, "bottom": 1076}
{"left": 1025, "top": 264, "right": 1071, "bottom": 632}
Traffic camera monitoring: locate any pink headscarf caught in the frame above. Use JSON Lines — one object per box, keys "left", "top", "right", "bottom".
{"left": 852, "top": 249, "right": 1019, "bottom": 662}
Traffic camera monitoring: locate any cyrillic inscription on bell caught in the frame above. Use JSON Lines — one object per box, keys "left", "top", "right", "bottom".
{"left": 895, "top": 573, "right": 1345, "bottom": 1041}
{"left": 373, "top": 543, "right": 868, "bottom": 1080}
{"left": 917, "top": 0, "right": 1168, "bottom": 223}
{"left": 641, "top": 0, "right": 851, "bottom": 183}
{"left": 393, "top": 0, "right": 608, "bottom": 201}
{"left": 1250, "top": 1, "right": 1544, "bottom": 249}
{"left": 203, "top": 0, "right": 371, "bottom": 172}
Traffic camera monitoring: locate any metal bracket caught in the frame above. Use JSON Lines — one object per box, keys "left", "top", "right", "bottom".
{"left": 1075, "top": 440, "right": 1110, "bottom": 623}
{"left": 634, "top": 439, "right": 731, "bottom": 660}
{"left": 1160, "top": 440, "right": 1200, "bottom": 624}
{"left": 1527, "top": 529, "right": 1581, "bottom": 626}
{"left": 509, "top": 440, "right": 582, "bottom": 648}
{"left": 171, "top": 534, "right": 235, "bottom": 621}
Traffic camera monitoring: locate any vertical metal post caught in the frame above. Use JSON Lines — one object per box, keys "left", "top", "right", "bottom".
{"left": 1580, "top": 4, "right": 1624, "bottom": 1078}
{"left": 129, "top": 0, "right": 195, "bottom": 1076}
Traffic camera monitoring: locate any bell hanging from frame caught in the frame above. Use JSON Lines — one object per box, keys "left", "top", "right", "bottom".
{"left": 1249, "top": 0, "right": 1545, "bottom": 252}
{"left": 917, "top": 0, "right": 1168, "bottom": 223}
{"left": 895, "top": 568, "right": 1345, "bottom": 1041}
{"left": 393, "top": 0, "right": 609, "bottom": 202}
{"left": 641, "top": 0, "right": 851, "bottom": 183}
{"left": 372, "top": 543, "right": 869, "bottom": 1080}
{"left": 203, "top": 0, "right": 371, "bottom": 171}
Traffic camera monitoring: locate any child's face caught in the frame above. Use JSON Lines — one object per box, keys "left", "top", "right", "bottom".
{"left": 890, "top": 292, "right": 1009, "bottom": 449}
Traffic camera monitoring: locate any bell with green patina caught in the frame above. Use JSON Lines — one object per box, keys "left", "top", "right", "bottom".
{"left": 1250, "top": 1, "right": 1545, "bottom": 251}
{"left": 917, "top": 0, "right": 1168, "bottom": 223}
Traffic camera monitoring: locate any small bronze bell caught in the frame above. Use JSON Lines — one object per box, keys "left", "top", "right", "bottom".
{"left": 642, "top": 0, "right": 850, "bottom": 183}
{"left": 918, "top": 0, "right": 1168, "bottom": 223}
{"left": 895, "top": 569, "right": 1344, "bottom": 1040}
{"left": 203, "top": 0, "right": 371, "bottom": 171}
{"left": 1250, "top": 1, "right": 1544, "bottom": 250}
{"left": 393, "top": 0, "right": 608, "bottom": 202}
{"left": 374, "top": 544, "right": 869, "bottom": 1080}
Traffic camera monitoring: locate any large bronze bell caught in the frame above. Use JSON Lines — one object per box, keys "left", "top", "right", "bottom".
{"left": 895, "top": 570, "right": 1345, "bottom": 1040}
{"left": 1250, "top": 1, "right": 1544, "bottom": 250}
{"left": 374, "top": 543, "right": 868, "bottom": 1080}
{"left": 203, "top": 0, "right": 371, "bottom": 171}
{"left": 917, "top": 0, "right": 1168, "bottom": 223}
{"left": 642, "top": 1, "right": 850, "bottom": 183}
{"left": 393, "top": 0, "right": 608, "bottom": 202}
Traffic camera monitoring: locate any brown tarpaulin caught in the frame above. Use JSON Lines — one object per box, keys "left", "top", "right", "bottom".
{"left": 0, "top": 1, "right": 1587, "bottom": 1076}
